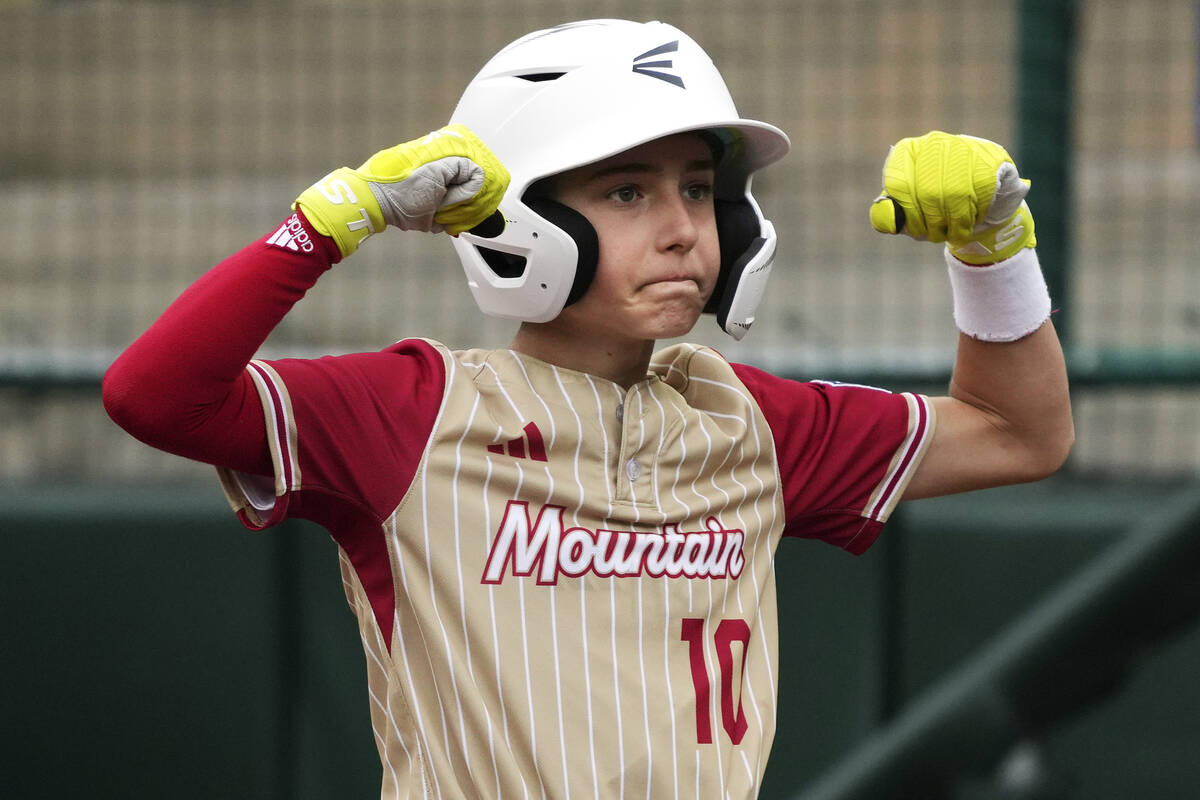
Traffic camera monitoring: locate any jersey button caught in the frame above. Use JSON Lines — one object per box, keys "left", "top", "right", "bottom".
{"left": 615, "top": 403, "right": 624, "bottom": 422}
{"left": 625, "top": 458, "right": 642, "bottom": 481}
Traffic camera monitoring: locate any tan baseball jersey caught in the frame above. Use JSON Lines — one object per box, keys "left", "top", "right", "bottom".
{"left": 217, "top": 338, "right": 934, "bottom": 799}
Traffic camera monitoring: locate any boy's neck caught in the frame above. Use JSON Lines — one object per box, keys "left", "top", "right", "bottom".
{"left": 510, "top": 323, "right": 656, "bottom": 389}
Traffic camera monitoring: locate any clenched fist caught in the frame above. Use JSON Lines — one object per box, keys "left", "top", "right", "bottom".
{"left": 869, "top": 131, "right": 1036, "bottom": 266}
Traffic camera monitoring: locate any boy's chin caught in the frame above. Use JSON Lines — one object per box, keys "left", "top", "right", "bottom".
{"left": 640, "top": 310, "right": 704, "bottom": 341}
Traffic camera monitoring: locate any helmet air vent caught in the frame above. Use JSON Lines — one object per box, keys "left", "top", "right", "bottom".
{"left": 516, "top": 72, "right": 566, "bottom": 82}
{"left": 478, "top": 246, "right": 528, "bottom": 279}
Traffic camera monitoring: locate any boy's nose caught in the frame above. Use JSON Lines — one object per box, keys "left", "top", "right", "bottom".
{"left": 657, "top": 191, "right": 701, "bottom": 252}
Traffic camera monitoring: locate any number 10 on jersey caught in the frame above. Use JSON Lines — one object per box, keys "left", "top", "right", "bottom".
{"left": 680, "top": 617, "right": 750, "bottom": 745}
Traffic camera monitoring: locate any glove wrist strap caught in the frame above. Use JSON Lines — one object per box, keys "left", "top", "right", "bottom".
{"left": 949, "top": 202, "right": 1037, "bottom": 265}
{"left": 946, "top": 247, "right": 1051, "bottom": 342}
{"left": 294, "top": 167, "right": 384, "bottom": 258}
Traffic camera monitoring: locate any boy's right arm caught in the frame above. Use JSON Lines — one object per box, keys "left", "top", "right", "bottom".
{"left": 102, "top": 125, "right": 508, "bottom": 473}
{"left": 101, "top": 209, "right": 337, "bottom": 474}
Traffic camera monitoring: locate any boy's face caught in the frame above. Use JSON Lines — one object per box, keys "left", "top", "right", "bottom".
{"left": 549, "top": 133, "right": 721, "bottom": 343}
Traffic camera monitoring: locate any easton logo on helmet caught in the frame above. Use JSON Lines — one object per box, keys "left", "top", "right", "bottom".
{"left": 632, "top": 41, "right": 685, "bottom": 88}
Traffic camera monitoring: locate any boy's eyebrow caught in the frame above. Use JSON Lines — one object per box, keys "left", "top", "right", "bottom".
{"left": 583, "top": 159, "right": 715, "bottom": 182}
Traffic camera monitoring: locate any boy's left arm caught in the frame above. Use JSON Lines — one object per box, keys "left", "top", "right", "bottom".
{"left": 907, "top": 321, "right": 1072, "bottom": 499}
{"left": 868, "top": 131, "right": 1074, "bottom": 499}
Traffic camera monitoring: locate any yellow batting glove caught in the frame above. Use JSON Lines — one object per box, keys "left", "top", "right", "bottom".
{"left": 868, "top": 131, "right": 1036, "bottom": 265}
{"left": 295, "top": 124, "right": 509, "bottom": 258}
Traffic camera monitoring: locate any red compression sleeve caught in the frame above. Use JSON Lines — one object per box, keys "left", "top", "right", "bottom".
{"left": 103, "top": 211, "right": 340, "bottom": 474}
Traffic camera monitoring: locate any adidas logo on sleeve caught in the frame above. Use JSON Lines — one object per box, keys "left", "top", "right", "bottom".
{"left": 267, "top": 213, "right": 316, "bottom": 253}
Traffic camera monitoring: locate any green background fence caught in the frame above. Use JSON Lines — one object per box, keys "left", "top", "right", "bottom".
{"left": 3, "top": 1, "right": 1200, "bottom": 797}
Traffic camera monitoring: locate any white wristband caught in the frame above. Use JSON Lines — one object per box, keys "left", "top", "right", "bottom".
{"left": 945, "top": 247, "right": 1052, "bottom": 342}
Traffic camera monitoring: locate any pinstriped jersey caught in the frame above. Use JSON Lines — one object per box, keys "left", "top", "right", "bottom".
{"left": 216, "top": 339, "right": 934, "bottom": 799}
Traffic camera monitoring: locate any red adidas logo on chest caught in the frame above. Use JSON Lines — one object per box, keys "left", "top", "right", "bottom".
{"left": 487, "top": 421, "right": 547, "bottom": 462}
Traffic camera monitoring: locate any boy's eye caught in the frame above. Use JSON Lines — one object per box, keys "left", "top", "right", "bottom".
{"left": 685, "top": 182, "right": 713, "bottom": 201}
{"left": 609, "top": 185, "right": 640, "bottom": 203}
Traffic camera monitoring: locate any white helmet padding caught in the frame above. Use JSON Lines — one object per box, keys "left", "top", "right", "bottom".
{"left": 449, "top": 19, "right": 790, "bottom": 339}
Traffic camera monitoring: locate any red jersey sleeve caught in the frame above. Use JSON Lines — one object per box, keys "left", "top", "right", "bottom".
{"left": 103, "top": 209, "right": 440, "bottom": 644}
{"left": 731, "top": 363, "right": 935, "bottom": 554}
{"left": 216, "top": 339, "right": 446, "bottom": 531}
{"left": 102, "top": 210, "right": 342, "bottom": 476}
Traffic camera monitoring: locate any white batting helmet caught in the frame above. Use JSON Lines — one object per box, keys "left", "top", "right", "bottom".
{"left": 448, "top": 19, "right": 790, "bottom": 339}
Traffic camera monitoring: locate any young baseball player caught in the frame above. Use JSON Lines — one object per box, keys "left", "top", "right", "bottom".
{"left": 103, "top": 18, "right": 1072, "bottom": 799}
